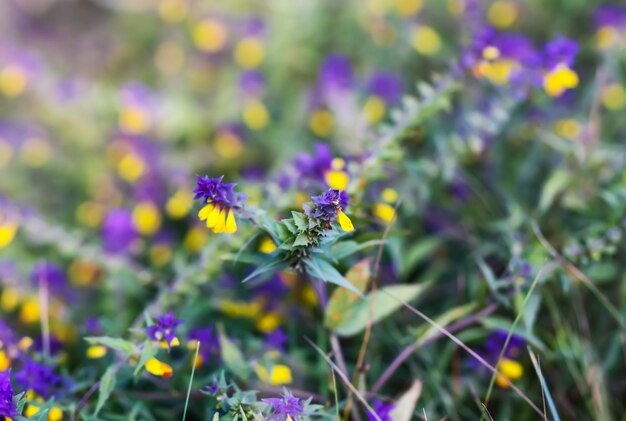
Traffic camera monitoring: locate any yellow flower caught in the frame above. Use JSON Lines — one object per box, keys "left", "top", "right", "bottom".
{"left": 117, "top": 153, "right": 145, "bottom": 183}
{"left": 19, "top": 297, "right": 40, "bottom": 324}
{"left": 184, "top": 226, "right": 208, "bottom": 252}
{"left": 256, "top": 312, "right": 282, "bottom": 333}
{"left": 0, "top": 350, "right": 10, "bottom": 371}
{"left": 496, "top": 358, "right": 524, "bottom": 388}
{"left": 213, "top": 131, "right": 243, "bottom": 159}
{"left": 474, "top": 59, "right": 520, "bottom": 85}
{"left": 308, "top": 109, "right": 334, "bottom": 137}
{"left": 234, "top": 37, "right": 265, "bottom": 69}
{"left": 0, "top": 214, "right": 18, "bottom": 250}
{"left": 118, "top": 106, "right": 151, "bottom": 135}
{"left": 601, "top": 83, "right": 626, "bottom": 111}
{"left": 198, "top": 204, "right": 237, "bottom": 234}
{"left": 373, "top": 203, "right": 396, "bottom": 223}
{"left": 243, "top": 100, "right": 269, "bottom": 130}
{"left": 362, "top": 96, "right": 387, "bottom": 124}
{"left": 337, "top": 209, "right": 355, "bottom": 232}
{"left": 145, "top": 357, "right": 173, "bottom": 377}
{"left": 1, "top": 287, "right": 20, "bottom": 312}
{"left": 487, "top": 1, "right": 518, "bottom": 29}
{"left": 259, "top": 237, "right": 277, "bottom": 254}
{"left": 193, "top": 19, "right": 228, "bottom": 53}
{"left": 158, "top": 0, "right": 188, "bottom": 23}
{"left": 0, "top": 65, "right": 27, "bottom": 97}
{"left": 255, "top": 364, "right": 293, "bottom": 385}
{"left": 543, "top": 64, "right": 579, "bottom": 97}
{"left": 411, "top": 26, "right": 441, "bottom": 56}
{"left": 86, "top": 345, "right": 107, "bottom": 359}
{"left": 394, "top": 0, "right": 422, "bottom": 17}
{"left": 220, "top": 299, "right": 262, "bottom": 319}
{"left": 132, "top": 202, "right": 162, "bottom": 236}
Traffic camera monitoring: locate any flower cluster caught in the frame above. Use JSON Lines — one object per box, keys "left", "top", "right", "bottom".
{"left": 0, "top": 371, "right": 17, "bottom": 419}
{"left": 304, "top": 189, "right": 354, "bottom": 232}
{"left": 262, "top": 391, "right": 305, "bottom": 420}
{"left": 146, "top": 312, "right": 184, "bottom": 350}
{"left": 194, "top": 176, "right": 246, "bottom": 234}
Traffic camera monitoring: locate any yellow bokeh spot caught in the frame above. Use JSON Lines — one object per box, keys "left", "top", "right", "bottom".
{"left": 0, "top": 65, "right": 28, "bottom": 97}
{"left": 193, "top": 19, "right": 228, "bottom": 53}
{"left": 214, "top": 131, "right": 243, "bottom": 159}
{"left": 132, "top": 202, "right": 162, "bottom": 236}
{"left": 308, "top": 109, "right": 334, "bottom": 137}
{"left": 596, "top": 27, "right": 619, "bottom": 50}
{"left": 19, "top": 297, "right": 40, "bottom": 324}
{"left": 362, "top": 95, "right": 387, "bottom": 124}
{"left": 301, "top": 284, "right": 318, "bottom": 307}
{"left": 145, "top": 357, "right": 173, "bottom": 377}
{"left": 86, "top": 345, "right": 107, "bottom": 359}
{"left": 447, "top": 0, "right": 465, "bottom": 15}
{"left": 76, "top": 201, "right": 105, "bottom": 228}
{"left": 0, "top": 350, "right": 10, "bottom": 371}
{"left": 20, "top": 138, "right": 51, "bottom": 167}
{"left": 256, "top": 312, "right": 282, "bottom": 333}
{"left": 411, "top": 26, "right": 442, "bottom": 56}
{"left": 0, "top": 218, "right": 18, "bottom": 249}
{"left": 325, "top": 170, "right": 350, "bottom": 190}
{"left": 166, "top": 190, "right": 193, "bottom": 219}
{"left": 184, "top": 226, "right": 208, "bottom": 253}
{"left": 0, "top": 140, "right": 13, "bottom": 168}
{"left": 496, "top": 358, "right": 523, "bottom": 388}
{"left": 394, "top": 0, "right": 422, "bottom": 17}
{"left": 1, "top": 287, "right": 20, "bottom": 311}
{"left": 158, "top": 0, "right": 188, "bottom": 23}
{"left": 544, "top": 65, "right": 579, "bottom": 97}
{"left": 482, "top": 46, "right": 500, "bottom": 61}
{"left": 381, "top": 187, "right": 398, "bottom": 203}
{"left": 243, "top": 100, "right": 269, "bottom": 130}
{"left": 18, "top": 336, "right": 33, "bottom": 351}
{"left": 554, "top": 118, "right": 581, "bottom": 140}
{"left": 117, "top": 153, "right": 145, "bottom": 182}
{"left": 234, "top": 37, "right": 265, "bottom": 69}
{"left": 487, "top": 1, "right": 518, "bottom": 29}
{"left": 155, "top": 41, "right": 186, "bottom": 75}
{"left": 48, "top": 407, "right": 63, "bottom": 421}
{"left": 259, "top": 237, "right": 277, "bottom": 254}
{"left": 150, "top": 243, "right": 172, "bottom": 267}
{"left": 69, "top": 260, "right": 99, "bottom": 286}
{"left": 373, "top": 202, "right": 396, "bottom": 223}
{"left": 220, "top": 299, "right": 262, "bottom": 319}
{"left": 474, "top": 59, "right": 519, "bottom": 85}
{"left": 256, "top": 364, "right": 293, "bottom": 385}
{"left": 601, "top": 83, "right": 626, "bottom": 111}
{"left": 119, "top": 106, "right": 151, "bottom": 135}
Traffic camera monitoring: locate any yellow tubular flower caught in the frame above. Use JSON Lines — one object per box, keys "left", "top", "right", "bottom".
{"left": 0, "top": 350, "right": 10, "bottom": 371}
{"left": 132, "top": 202, "right": 162, "bottom": 236}
{"left": 337, "top": 209, "right": 355, "bottom": 232}
{"left": 495, "top": 358, "right": 524, "bottom": 388}
{"left": 543, "top": 64, "right": 579, "bottom": 97}
{"left": 145, "top": 357, "right": 173, "bottom": 377}
{"left": 0, "top": 216, "right": 18, "bottom": 249}
{"left": 86, "top": 345, "right": 107, "bottom": 359}
{"left": 259, "top": 237, "right": 277, "bottom": 253}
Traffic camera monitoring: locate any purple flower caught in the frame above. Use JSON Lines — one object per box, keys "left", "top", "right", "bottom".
{"left": 193, "top": 176, "right": 245, "bottom": 209}
{"left": 484, "top": 330, "right": 524, "bottom": 363}
{"left": 102, "top": 209, "right": 137, "bottom": 254}
{"left": 594, "top": 5, "right": 626, "bottom": 29}
{"left": 367, "top": 399, "right": 395, "bottom": 421}
{"left": 264, "top": 328, "right": 288, "bottom": 352}
{"left": 14, "top": 359, "right": 66, "bottom": 400}
{"left": 188, "top": 326, "right": 220, "bottom": 362}
{"left": 239, "top": 70, "right": 266, "bottom": 96}
{"left": 30, "top": 261, "right": 66, "bottom": 290}
{"left": 0, "top": 371, "right": 17, "bottom": 418}
{"left": 367, "top": 72, "right": 403, "bottom": 104}
{"left": 305, "top": 189, "right": 350, "bottom": 223}
{"left": 262, "top": 391, "right": 305, "bottom": 420}
{"left": 319, "top": 53, "right": 354, "bottom": 95}
{"left": 544, "top": 35, "right": 578, "bottom": 69}
{"left": 146, "top": 312, "right": 184, "bottom": 349}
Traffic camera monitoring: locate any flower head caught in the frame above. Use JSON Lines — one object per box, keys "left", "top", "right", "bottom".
{"left": 102, "top": 209, "right": 137, "bottom": 254}
{"left": 146, "top": 312, "right": 184, "bottom": 350}
{"left": 0, "top": 371, "right": 17, "bottom": 418}
{"left": 481, "top": 330, "right": 525, "bottom": 388}
{"left": 187, "top": 326, "right": 220, "bottom": 365}
{"left": 262, "top": 391, "right": 305, "bottom": 420}
{"left": 305, "top": 189, "right": 354, "bottom": 232}
{"left": 543, "top": 36, "right": 579, "bottom": 97}
{"left": 367, "top": 399, "right": 395, "bottom": 421}
{"left": 194, "top": 176, "right": 246, "bottom": 234}
{"left": 14, "top": 359, "right": 66, "bottom": 400}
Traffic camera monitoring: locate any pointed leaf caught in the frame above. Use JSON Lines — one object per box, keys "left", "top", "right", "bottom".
{"left": 389, "top": 380, "right": 422, "bottom": 421}
{"left": 304, "top": 258, "right": 362, "bottom": 296}
{"left": 325, "top": 260, "right": 371, "bottom": 329}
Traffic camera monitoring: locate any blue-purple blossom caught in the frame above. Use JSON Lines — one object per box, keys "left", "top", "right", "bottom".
{"left": 262, "top": 391, "right": 305, "bottom": 420}
{"left": 146, "top": 312, "right": 184, "bottom": 349}
{"left": 544, "top": 35, "right": 578, "bottom": 69}
{"left": 0, "top": 371, "right": 17, "bottom": 418}
{"left": 367, "top": 72, "right": 403, "bottom": 104}
{"left": 367, "top": 399, "right": 395, "bottom": 421}
{"left": 188, "top": 326, "right": 221, "bottom": 362}
{"left": 193, "top": 176, "right": 246, "bottom": 209}
{"left": 264, "top": 328, "right": 288, "bottom": 352}
{"left": 305, "top": 189, "right": 350, "bottom": 223}
{"left": 14, "top": 359, "right": 67, "bottom": 399}
{"left": 102, "top": 209, "right": 137, "bottom": 254}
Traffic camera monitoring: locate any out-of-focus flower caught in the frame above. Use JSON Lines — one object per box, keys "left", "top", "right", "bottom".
{"left": 601, "top": 83, "right": 626, "bottom": 111}
{"left": 542, "top": 36, "right": 579, "bottom": 97}
{"left": 482, "top": 330, "right": 525, "bottom": 388}
{"left": 264, "top": 328, "right": 287, "bottom": 353}
{"left": 30, "top": 261, "right": 66, "bottom": 291}
{"left": 411, "top": 26, "right": 442, "bottom": 56}
{"left": 132, "top": 202, "right": 162, "bottom": 236}
{"left": 367, "top": 399, "right": 395, "bottom": 421}
{"left": 242, "top": 99, "right": 269, "bottom": 130}
{"left": 0, "top": 209, "right": 18, "bottom": 250}
{"left": 255, "top": 363, "right": 293, "bottom": 385}
{"left": 0, "top": 52, "right": 39, "bottom": 98}
{"left": 373, "top": 187, "right": 398, "bottom": 223}
{"left": 187, "top": 326, "right": 220, "bottom": 367}
{"left": 193, "top": 18, "right": 229, "bottom": 53}
{"left": 319, "top": 54, "right": 354, "bottom": 98}
{"left": 363, "top": 71, "right": 403, "bottom": 124}
{"left": 146, "top": 312, "right": 184, "bottom": 350}
{"left": 14, "top": 359, "right": 66, "bottom": 400}
{"left": 0, "top": 371, "right": 18, "bottom": 419}
{"left": 118, "top": 84, "right": 155, "bottom": 135}
{"left": 487, "top": 1, "right": 518, "bottom": 29}
{"left": 234, "top": 36, "right": 265, "bottom": 69}
{"left": 145, "top": 357, "right": 173, "bottom": 378}
{"left": 305, "top": 189, "right": 354, "bottom": 232}
{"left": 195, "top": 176, "right": 246, "bottom": 234}
{"left": 262, "top": 391, "right": 304, "bottom": 420}
{"left": 102, "top": 209, "right": 137, "bottom": 254}
{"left": 594, "top": 5, "right": 626, "bottom": 49}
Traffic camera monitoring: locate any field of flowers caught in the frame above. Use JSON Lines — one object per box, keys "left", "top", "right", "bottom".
{"left": 1, "top": 0, "right": 625, "bottom": 419}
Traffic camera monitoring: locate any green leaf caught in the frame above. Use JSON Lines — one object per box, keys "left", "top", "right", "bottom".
{"left": 401, "top": 238, "right": 441, "bottom": 277}
{"left": 292, "top": 211, "right": 308, "bottom": 231}
{"left": 85, "top": 337, "right": 136, "bottom": 356}
{"left": 324, "top": 260, "right": 371, "bottom": 329}
{"left": 242, "top": 259, "right": 289, "bottom": 283}
{"left": 218, "top": 329, "right": 250, "bottom": 380}
{"left": 389, "top": 380, "right": 423, "bottom": 421}
{"left": 415, "top": 303, "right": 476, "bottom": 346}
{"left": 330, "top": 240, "right": 386, "bottom": 261}
{"left": 539, "top": 169, "right": 571, "bottom": 212}
{"left": 293, "top": 232, "right": 310, "bottom": 247}
{"left": 304, "top": 257, "right": 362, "bottom": 296}
{"left": 282, "top": 219, "right": 299, "bottom": 234}
{"left": 335, "top": 283, "right": 431, "bottom": 337}
{"left": 134, "top": 341, "right": 157, "bottom": 376}
{"left": 95, "top": 367, "right": 117, "bottom": 416}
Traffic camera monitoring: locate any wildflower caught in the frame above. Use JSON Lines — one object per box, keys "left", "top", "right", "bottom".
{"left": 256, "top": 364, "right": 293, "bottom": 386}
{"left": 363, "top": 72, "right": 403, "bottom": 125}
{"left": 132, "top": 202, "right": 162, "bottom": 236}
{"left": 367, "top": 399, "right": 395, "bottom": 421}
{"left": 234, "top": 37, "right": 265, "bottom": 69}
{"left": 0, "top": 208, "right": 18, "bottom": 250}
{"left": 264, "top": 328, "right": 288, "bottom": 353}
{"left": 305, "top": 189, "right": 354, "bottom": 232}
{"left": 187, "top": 326, "right": 221, "bottom": 367}
{"left": 193, "top": 18, "right": 229, "bottom": 53}
{"left": 146, "top": 312, "right": 184, "bottom": 350}
{"left": 543, "top": 36, "right": 579, "bottom": 97}
{"left": 14, "top": 359, "right": 66, "bottom": 400}
{"left": 118, "top": 84, "right": 154, "bottom": 135}
{"left": 594, "top": 5, "right": 626, "bottom": 49}
{"left": 262, "top": 391, "right": 304, "bottom": 420}
{"left": 102, "top": 209, "right": 137, "bottom": 254}
{"left": 194, "top": 176, "right": 246, "bottom": 234}
{"left": 0, "top": 371, "right": 17, "bottom": 419}
{"left": 86, "top": 345, "right": 107, "bottom": 359}
{"left": 319, "top": 54, "right": 354, "bottom": 96}
{"left": 480, "top": 331, "right": 525, "bottom": 388}
{"left": 239, "top": 69, "right": 266, "bottom": 97}
{"left": 145, "top": 357, "right": 173, "bottom": 378}
{"left": 30, "top": 261, "right": 66, "bottom": 291}
{"left": 411, "top": 26, "right": 442, "bottom": 56}
{"left": 259, "top": 236, "right": 277, "bottom": 253}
